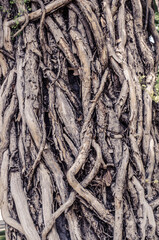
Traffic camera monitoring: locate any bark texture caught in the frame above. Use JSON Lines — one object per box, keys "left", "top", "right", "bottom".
{"left": 0, "top": 0, "right": 159, "bottom": 239}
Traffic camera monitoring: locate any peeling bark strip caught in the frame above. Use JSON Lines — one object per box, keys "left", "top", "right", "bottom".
{"left": 0, "top": 0, "right": 159, "bottom": 239}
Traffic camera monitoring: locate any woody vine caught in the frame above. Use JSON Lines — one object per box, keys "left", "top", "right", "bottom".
{"left": 0, "top": 0, "right": 159, "bottom": 240}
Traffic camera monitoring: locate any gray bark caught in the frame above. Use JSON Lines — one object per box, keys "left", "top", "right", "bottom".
{"left": 0, "top": 0, "right": 159, "bottom": 239}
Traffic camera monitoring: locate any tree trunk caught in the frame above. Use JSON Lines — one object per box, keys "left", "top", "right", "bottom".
{"left": 0, "top": 0, "right": 159, "bottom": 239}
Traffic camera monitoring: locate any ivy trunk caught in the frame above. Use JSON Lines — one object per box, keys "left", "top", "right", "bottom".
{"left": 0, "top": 0, "right": 159, "bottom": 239}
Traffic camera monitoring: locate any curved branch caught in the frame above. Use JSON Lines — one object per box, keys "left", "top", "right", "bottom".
{"left": 7, "top": 0, "right": 73, "bottom": 27}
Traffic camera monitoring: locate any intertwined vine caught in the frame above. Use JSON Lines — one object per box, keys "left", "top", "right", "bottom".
{"left": 0, "top": 0, "right": 159, "bottom": 240}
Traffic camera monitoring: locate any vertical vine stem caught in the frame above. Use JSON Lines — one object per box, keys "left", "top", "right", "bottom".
{"left": 0, "top": 0, "right": 159, "bottom": 239}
